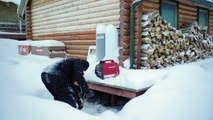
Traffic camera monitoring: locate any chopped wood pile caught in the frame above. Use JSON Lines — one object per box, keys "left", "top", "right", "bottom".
{"left": 141, "top": 12, "right": 213, "bottom": 69}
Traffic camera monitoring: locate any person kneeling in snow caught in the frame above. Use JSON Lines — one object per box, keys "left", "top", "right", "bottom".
{"left": 41, "top": 58, "right": 94, "bottom": 109}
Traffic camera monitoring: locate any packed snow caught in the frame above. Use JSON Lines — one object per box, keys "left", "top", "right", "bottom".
{"left": 0, "top": 38, "right": 213, "bottom": 120}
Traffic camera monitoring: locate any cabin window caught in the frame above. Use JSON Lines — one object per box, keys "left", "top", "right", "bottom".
{"left": 198, "top": 9, "right": 209, "bottom": 27}
{"left": 160, "top": 0, "right": 177, "bottom": 28}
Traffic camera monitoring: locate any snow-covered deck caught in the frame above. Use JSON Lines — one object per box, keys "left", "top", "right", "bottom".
{"left": 87, "top": 80, "right": 149, "bottom": 98}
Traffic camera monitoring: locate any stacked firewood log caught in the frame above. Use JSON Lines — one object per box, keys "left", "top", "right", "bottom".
{"left": 141, "top": 12, "right": 213, "bottom": 69}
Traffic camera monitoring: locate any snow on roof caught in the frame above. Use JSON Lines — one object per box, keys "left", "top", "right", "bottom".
{"left": 0, "top": 0, "right": 20, "bottom": 5}
{"left": 30, "top": 40, "right": 65, "bottom": 47}
{"left": 18, "top": 40, "right": 31, "bottom": 45}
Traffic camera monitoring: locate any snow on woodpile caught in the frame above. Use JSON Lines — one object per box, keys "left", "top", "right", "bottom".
{"left": 141, "top": 12, "right": 213, "bottom": 69}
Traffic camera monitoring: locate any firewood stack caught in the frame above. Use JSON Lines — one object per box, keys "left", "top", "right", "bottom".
{"left": 140, "top": 12, "right": 213, "bottom": 69}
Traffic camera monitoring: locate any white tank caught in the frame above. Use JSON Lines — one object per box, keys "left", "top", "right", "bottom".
{"left": 96, "top": 24, "right": 106, "bottom": 61}
{"left": 104, "top": 24, "right": 119, "bottom": 62}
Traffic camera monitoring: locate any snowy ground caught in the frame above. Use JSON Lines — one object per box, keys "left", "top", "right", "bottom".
{"left": 0, "top": 38, "right": 213, "bottom": 120}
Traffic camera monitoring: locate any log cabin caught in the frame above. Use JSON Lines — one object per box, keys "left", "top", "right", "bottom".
{"left": 18, "top": 0, "right": 213, "bottom": 69}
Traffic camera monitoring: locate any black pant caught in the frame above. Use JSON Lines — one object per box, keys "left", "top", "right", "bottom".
{"left": 41, "top": 72, "right": 81, "bottom": 109}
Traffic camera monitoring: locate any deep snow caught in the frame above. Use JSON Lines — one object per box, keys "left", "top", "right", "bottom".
{"left": 0, "top": 38, "right": 213, "bottom": 120}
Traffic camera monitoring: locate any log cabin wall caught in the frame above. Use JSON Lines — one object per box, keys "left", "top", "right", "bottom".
{"left": 135, "top": 0, "right": 160, "bottom": 68}
{"left": 209, "top": 11, "right": 213, "bottom": 34}
{"left": 119, "top": 0, "right": 131, "bottom": 66}
{"left": 26, "top": 5, "right": 32, "bottom": 40}
{"left": 178, "top": 3, "right": 197, "bottom": 29}
{"left": 29, "top": 0, "right": 120, "bottom": 60}
{"left": 178, "top": 0, "right": 213, "bottom": 33}
{"left": 133, "top": 0, "right": 213, "bottom": 68}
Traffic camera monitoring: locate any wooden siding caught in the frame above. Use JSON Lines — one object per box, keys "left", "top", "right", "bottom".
{"left": 178, "top": 3, "right": 197, "bottom": 28}
{"left": 30, "top": 0, "right": 120, "bottom": 37}
{"left": 26, "top": 6, "right": 32, "bottom": 40}
{"left": 29, "top": 0, "right": 120, "bottom": 60}
{"left": 209, "top": 11, "right": 213, "bottom": 34}
{"left": 34, "top": 30, "right": 96, "bottom": 60}
{"left": 119, "top": 0, "right": 131, "bottom": 66}
{"left": 134, "top": 0, "right": 160, "bottom": 68}
{"left": 26, "top": 0, "right": 213, "bottom": 64}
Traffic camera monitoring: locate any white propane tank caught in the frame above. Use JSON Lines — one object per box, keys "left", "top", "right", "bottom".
{"left": 96, "top": 24, "right": 106, "bottom": 61}
{"left": 104, "top": 24, "right": 119, "bottom": 62}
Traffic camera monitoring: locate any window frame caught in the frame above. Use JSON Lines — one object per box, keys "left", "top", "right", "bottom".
{"left": 160, "top": 0, "right": 179, "bottom": 28}
{"left": 198, "top": 7, "right": 209, "bottom": 33}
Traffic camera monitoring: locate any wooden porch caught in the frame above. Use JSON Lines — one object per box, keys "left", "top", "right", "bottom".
{"left": 86, "top": 81, "right": 149, "bottom": 105}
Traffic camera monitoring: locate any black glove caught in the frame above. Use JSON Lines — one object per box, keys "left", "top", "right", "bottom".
{"left": 77, "top": 99, "right": 84, "bottom": 110}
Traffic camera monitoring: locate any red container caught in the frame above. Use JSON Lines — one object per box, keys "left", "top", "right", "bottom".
{"left": 95, "top": 60, "right": 120, "bottom": 79}
{"left": 18, "top": 45, "right": 31, "bottom": 55}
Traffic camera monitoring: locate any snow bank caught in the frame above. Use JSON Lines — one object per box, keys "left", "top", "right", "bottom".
{"left": 0, "top": 39, "right": 19, "bottom": 58}
{"left": 119, "top": 65, "right": 213, "bottom": 120}
{"left": 85, "top": 67, "right": 168, "bottom": 91}
{"left": 1, "top": 38, "right": 213, "bottom": 120}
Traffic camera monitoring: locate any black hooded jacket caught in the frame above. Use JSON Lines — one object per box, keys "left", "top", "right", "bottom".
{"left": 45, "top": 58, "right": 90, "bottom": 94}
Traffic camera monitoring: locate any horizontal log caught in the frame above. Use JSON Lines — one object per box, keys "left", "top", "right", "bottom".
{"left": 142, "top": 1, "right": 160, "bottom": 9}
{"left": 121, "top": 35, "right": 130, "bottom": 43}
{"left": 63, "top": 40, "right": 95, "bottom": 45}
{"left": 35, "top": 35, "right": 96, "bottom": 41}
{"left": 122, "top": 0, "right": 131, "bottom": 2}
{"left": 134, "top": 32, "right": 141, "bottom": 39}
{"left": 148, "top": 0, "right": 160, "bottom": 3}
{"left": 40, "top": 31, "right": 96, "bottom": 37}
{"left": 119, "top": 22, "right": 130, "bottom": 29}
{"left": 32, "top": 21, "right": 119, "bottom": 36}
{"left": 33, "top": 9, "right": 120, "bottom": 27}
{"left": 32, "top": 0, "right": 118, "bottom": 14}
{"left": 67, "top": 54, "right": 87, "bottom": 60}
{"left": 66, "top": 50, "right": 88, "bottom": 55}
{"left": 32, "top": 0, "right": 59, "bottom": 8}
{"left": 119, "top": 9, "right": 130, "bottom": 16}
{"left": 179, "top": 0, "right": 213, "bottom": 10}
{"left": 179, "top": 14, "right": 197, "bottom": 21}
{"left": 178, "top": 18, "right": 197, "bottom": 24}
{"left": 65, "top": 45, "right": 89, "bottom": 50}
{"left": 179, "top": 9, "right": 197, "bottom": 16}
{"left": 141, "top": 7, "right": 159, "bottom": 13}
{"left": 123, "top": 55, "right": 129, "bottom": 61}
{"left": 120, "top": 1, "right": 130, "bottom": 9}
{"left": 32, "top": 1, "right": 119, "bottom": 20}
{"left": 123, "top": 42, "right": 129, "bottom": 49}
{"left": 123, "top": 49, "right": 130, "bottom": 55}
{"left": 179, "top": 4, "right": 197, "bottom": 12}
{"left": 119, "top": 16, "right": 130, "bottom": 23}
{"left": 134, "top": 26, "right": 141, "bottom": 33}
{"left": 32, "top": 15, "right": 120, "bottom": 30}
{"left": 120, "top": 29, "right": 130, "bottom": 36}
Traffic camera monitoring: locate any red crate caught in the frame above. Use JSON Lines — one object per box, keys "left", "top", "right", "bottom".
{"left": 18, "top": 45, "right": 31, "bottom": 55}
